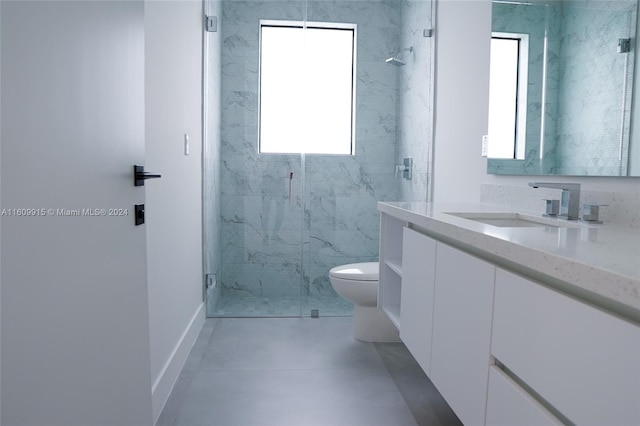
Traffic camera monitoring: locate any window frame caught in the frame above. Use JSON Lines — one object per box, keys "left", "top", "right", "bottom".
{"left": 258, "top": 20, "right": 358, "bottom": 155}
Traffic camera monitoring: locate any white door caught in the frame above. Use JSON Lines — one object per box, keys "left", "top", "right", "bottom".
{"left": 1, "top": 1, "right": 152, "bottom": 425}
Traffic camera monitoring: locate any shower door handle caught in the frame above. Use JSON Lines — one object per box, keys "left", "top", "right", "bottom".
{"left": 289, "top": 172, "right": 294, "bottom": 205}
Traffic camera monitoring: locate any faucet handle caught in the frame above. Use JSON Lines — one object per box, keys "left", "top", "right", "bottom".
{"left": 581, "top": 204, "right": 607, "bottom": 223}
{"left": 543, "top": 199, "right": 560, "bottom": 217}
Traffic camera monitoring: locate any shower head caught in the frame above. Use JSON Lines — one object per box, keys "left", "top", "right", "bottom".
{"left": 385, "top": 46, "right": 413, "bottom": 66}
{"left": 385, "top": 56, "right": 406, "bottom": 66}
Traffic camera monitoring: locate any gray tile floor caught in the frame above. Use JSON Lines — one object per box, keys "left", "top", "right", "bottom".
{"left": 157, "top": 317, "right": 461, "bottom": 426}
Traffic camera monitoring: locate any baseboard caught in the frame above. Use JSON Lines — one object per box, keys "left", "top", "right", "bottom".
{"left": 151, "top": 302, "right": 205, "bottom": 424}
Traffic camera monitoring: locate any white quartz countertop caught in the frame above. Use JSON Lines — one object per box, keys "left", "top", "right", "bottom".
{"left": 378, "top": 202, "right": 640, "bottom": 317}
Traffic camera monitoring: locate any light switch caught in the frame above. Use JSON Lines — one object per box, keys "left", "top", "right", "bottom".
{"left": 184, "top": 133, "right": 190, "bottom": 156}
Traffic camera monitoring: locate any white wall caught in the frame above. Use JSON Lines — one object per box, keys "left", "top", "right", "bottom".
{"left": 144, "top": 1, "right": 205, "bottom": 422}
{"left": 434, "top": 0, "right": 640, "bottom": 203}
{"left": 432, "top": 0, "right": 492, "bottom": 203}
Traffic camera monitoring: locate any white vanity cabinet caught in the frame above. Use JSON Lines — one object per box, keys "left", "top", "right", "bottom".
{"left": 378, "top": 202, "right": 640, "bottom": 425}
{"left": 486, "top": 366, "right": 561, "bottom": 425}
{"left": 379, "top": 216, "right": 497, "bottom": 426}
{"left": 400, "top": 227, "right": 437, "bottom": 375}
{"left": 430, "top": 242, "right": 495, "bottom": 426}
{"left": 491, "top": 268, "right": 640, "bottom": 425}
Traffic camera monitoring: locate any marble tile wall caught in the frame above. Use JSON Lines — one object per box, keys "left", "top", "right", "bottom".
{"left": 218, "top": 0, "right": 405, "bottom": 300}
{"left": 398, "top": 0, "right": 433, "bottom": 202}
{"left": 555, "top": 1, "right": 636, "bottom": 176}
{"left": 543, "top": 2, "right": 562, "bottom": 174}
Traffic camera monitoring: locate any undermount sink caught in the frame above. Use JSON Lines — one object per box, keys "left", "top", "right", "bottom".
{"left": 444, "top": 212, "right": 578, "bottom": 228}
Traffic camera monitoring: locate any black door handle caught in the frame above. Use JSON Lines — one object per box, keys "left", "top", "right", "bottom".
{"left": 134, "top": 165, "right": 162, "bottom": 186}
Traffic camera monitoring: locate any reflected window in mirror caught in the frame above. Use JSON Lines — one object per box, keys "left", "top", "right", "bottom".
{"left": 488, "top": 33, "right": 528, "bottom": 160}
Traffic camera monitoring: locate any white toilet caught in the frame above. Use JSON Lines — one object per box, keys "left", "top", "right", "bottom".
{"left": 329, "top": 262, "right": 400, "bottom": 342}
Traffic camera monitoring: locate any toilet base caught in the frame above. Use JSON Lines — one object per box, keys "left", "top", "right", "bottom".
{"left": 352, "top": 305, "right": 401, "bottom": 342}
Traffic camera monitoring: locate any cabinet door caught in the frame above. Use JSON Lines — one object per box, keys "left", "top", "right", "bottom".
{"left": 400, "top": 227, "right": 437, "bottom": 375}
{"left": 492, "top": 268, "right": 640, "bottom": 425}
{"left": 430, "top": 243, "right": 495, "bottom": 426}
{"left": 486, "top": 367, "right": 561, "bottom": 426}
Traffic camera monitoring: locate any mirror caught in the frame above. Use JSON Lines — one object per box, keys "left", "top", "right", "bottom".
{"left": 487, "top": 0, "right": 640, "bottom": 176}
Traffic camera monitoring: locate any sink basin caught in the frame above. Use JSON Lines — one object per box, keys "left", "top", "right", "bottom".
{"left": 445, "top": 212, "right": 574, "bottom": 228}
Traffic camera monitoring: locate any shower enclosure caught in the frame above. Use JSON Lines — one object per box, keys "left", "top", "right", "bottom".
{"left": 203, "top": 0, "right": 435, "bottom": 317}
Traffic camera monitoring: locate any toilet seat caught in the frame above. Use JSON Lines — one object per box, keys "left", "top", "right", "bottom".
{"left": 329, "top": 262, "right": 378, "bottom": 281}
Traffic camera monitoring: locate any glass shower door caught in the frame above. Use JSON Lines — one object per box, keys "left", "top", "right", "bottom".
{"left": 214, "top": 156, "right": 304, "bottom": 317}
{"left": 207, "top": 0, "right": 307, "bottom": 317}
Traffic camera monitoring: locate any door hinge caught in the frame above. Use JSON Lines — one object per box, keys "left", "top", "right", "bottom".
{"left": 205, "top": 15, "right": 217, "bottom": 32}
{"left": 618, "top": 38, "right": 631, "bottom": 53}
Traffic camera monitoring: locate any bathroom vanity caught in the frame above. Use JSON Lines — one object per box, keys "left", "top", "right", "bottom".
{"left": 377, "top": 201, "right": 640, "bottom": 426}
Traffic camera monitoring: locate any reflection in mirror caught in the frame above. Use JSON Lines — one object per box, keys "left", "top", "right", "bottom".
{"left": 487, "top": 0, "right": 639, "bottom": 176}
{"left": 489, "top": 32, "right": 529, "bottom": 159}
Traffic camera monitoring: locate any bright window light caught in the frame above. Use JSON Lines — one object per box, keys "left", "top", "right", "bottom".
{"left": 259, "top": 22, "right": 356, "bottom": 154}
{"left": 488, "top": 33, "right": 528, "bottom": 159}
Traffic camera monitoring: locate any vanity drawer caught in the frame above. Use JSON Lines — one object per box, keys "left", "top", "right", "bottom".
{"left": 486, "top": 366, "right": 561, "bottom": 426}
{"left": 492, "top": 268, "right": 640, "bottom": 425}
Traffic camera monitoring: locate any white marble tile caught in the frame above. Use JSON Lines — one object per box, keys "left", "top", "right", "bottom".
{"left": 397, "top": 0, "right": 432, "bottom": 202}
{"left": 211, "top": 0, "right": 438, "bottom": 315}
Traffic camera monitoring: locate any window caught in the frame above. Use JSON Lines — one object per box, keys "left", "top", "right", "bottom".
{"left": 488, "top": 33, "right": 529, "bottom": 159}
{"left": 259, "top": 21, "right": 356, "bottom": 154}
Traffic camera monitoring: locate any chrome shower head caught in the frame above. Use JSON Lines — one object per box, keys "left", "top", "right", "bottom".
{"left": 385, "top": 56, "right": 406, "bottom": 66}
{"left": 385, "top": 46, "right": 413, "bottom": 66}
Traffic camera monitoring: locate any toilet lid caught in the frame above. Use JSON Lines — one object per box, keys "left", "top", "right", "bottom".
{"left": 329, "top": 262, "right": 379, "bottom": 281}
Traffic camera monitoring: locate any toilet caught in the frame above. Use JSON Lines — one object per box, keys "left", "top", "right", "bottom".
{"left": 329, "top": 262, "right": 400, "bottom": 342}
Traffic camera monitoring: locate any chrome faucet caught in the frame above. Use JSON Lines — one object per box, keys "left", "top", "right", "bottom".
{"left": 528, "top": 182, "right": 581, "bottom": 220}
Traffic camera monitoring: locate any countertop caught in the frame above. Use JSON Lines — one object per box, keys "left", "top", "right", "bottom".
{"left": 378, "top": 202, "right": 640, "bottom": 319}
